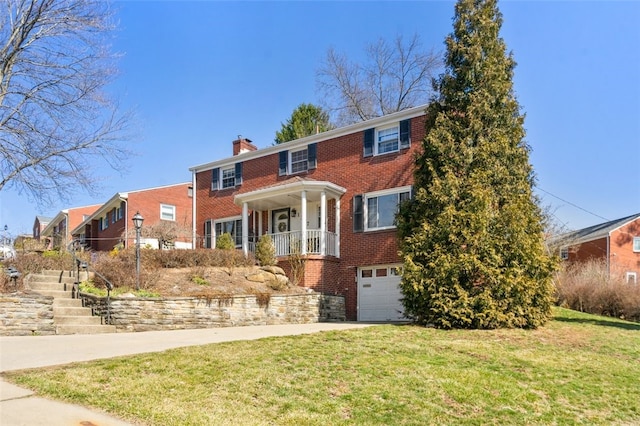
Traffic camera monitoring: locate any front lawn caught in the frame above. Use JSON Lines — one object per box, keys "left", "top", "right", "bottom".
{"left": 3, "top": 308, "right": 640, "bottom": 425}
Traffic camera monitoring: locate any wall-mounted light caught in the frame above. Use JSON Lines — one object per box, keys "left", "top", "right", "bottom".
{"left": 291, "top": 208, "right": 297, "bottom": 217}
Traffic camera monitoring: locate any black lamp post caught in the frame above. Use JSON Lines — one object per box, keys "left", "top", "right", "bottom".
{"left": 132, "top": 212, "right": 144, "bottom": 291}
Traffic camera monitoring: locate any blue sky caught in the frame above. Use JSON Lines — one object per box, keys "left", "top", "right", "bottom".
{"left": 1, "top": 0, "right": 638, "bottom": 239}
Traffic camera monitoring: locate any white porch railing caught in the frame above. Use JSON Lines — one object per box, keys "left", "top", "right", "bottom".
{"left": 249, "top": 230, "right": 337, "bottom": 257}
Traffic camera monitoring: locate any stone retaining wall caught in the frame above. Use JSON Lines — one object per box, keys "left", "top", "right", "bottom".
{"left": 0, "top": 293, "right": 55, "bottom": 336}
{"left": 81, "top": 292, "right": 346, "bottom": 332}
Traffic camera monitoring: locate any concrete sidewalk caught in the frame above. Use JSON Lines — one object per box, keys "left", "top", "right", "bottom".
{"left": 0, "top": 322, "right": 374, "bottom": 425}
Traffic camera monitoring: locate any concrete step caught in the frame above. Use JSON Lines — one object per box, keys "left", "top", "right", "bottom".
{"left": 53, "top": 306, "right": 93, "bottom": 316}
{"left": 32, "top": 289, "right": 73, "bottom": 298}
{"left": 53, "top": 298, "right": 83, "bottom": 307}
{"left": 41, "top": 269, "right": 74, "bottom": 277}
{"left": 28, "top": 274, "right": 77, "bottom": 284}
{"left": 55, "top": 315, "right": 104, "bottom": 326}
{"left": 56, "top": 324, "right": 117, "bottom": 335}
{"left": 28, "top": 281, "right": 72, "bottom": 291}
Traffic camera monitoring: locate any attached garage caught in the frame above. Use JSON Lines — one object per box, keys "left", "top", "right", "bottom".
{"left": 357, "top": 264, "right": 405, "bottom": 322}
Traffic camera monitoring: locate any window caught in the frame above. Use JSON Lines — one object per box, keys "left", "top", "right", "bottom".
{"left": 214, "top": 217, "right": 242, "bottom": 248}
{"left": 377, "top": 125, "right": 399, "bottom": 154}
{"left": 353, "top": 186, "right": 412, "bottom": 232}
{"left": 212, "top": 163, "right": 243, "bottom": 190}
{"left": 627, "top": 272, "right": 637, "bottom": 285}
{"left": 160, "top": 204, "right": 176, "bottom": 221}
{"left": 633, "top": 237, "right": 640, "bottom": 252}
{"left": 111, "top": 208, "right": 117, "bottom": 223}
{"left": 221, "top": 167, "right": 236, "bottom": 189}
{"left": 291, "top": 149, "right": 308, "bottom": 174}
{"left": 560, "top": 247, "right": 569, "bottom": 260}
{"left": 364, "top": 119, "right": 411, "bottom": 157}
{"left": 103, "top": 216, "right": 108, "bottom": 230}
{"left": 278, "top": 143, "right": 317, "bottom": 176}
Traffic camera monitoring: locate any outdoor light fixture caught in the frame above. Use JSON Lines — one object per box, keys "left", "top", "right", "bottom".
{"left": 132, "top": 212, "right": 144, "bottom": 291}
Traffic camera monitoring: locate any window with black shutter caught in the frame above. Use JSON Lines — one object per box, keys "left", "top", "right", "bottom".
{"left": 399, "top": 119, "right": 411, "bottom": 149}
{"left": 278, "top": 151, "right": 288, "bottom": 176}
{"left": 363, "top": 128, "right": 374, "bottom": 157}
{"left": 235, "top": 162, "right": 243, "bottom": 186}
{"left": 353, "top": 194, "right": 364, "bottom": 232}
{"left": 211, "top": 168, "right": 220, "bottom": 191}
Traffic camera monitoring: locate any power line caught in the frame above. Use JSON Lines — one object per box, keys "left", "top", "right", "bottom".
{"left": 537, "top": 187, "right": 610, "bottom": 222}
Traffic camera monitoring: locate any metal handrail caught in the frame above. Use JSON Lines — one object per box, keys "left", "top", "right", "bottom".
{"left": 68, "top": 240, "right": 114, "bottom": 325}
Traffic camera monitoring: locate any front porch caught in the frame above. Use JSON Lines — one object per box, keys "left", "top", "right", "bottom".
{"left": 235, "top": 177, "right": 346, "bottom": 258}
{"left": 248, "top": 229, "right": 338, "bottom": 257}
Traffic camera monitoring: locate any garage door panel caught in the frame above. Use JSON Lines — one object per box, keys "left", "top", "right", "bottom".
{"left": 358, "top": 265, "right": 405, "bottom": 322}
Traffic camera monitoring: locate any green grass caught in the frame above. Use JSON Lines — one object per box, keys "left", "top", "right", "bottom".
{"left": 3, "top": 308, "right": 640, "bottom": 425}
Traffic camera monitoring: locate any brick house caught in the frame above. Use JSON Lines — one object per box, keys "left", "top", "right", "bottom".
{"left": 71, "top": 183, "right": 193, "bottom": 252}
{"left": 32, "top": 216, "right": 52, "bottom": 242}
{"left": 40, "top": 204, "right": 102, "bottom": 250}
{"left": 190, "top": 105, "right": 428, "bottom": 321}
{"left": 553, "top": 213, "right": 640, "bottom": 284}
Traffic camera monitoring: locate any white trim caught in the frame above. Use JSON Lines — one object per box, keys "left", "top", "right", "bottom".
{"left": 213, "top": 215, "right": 243, "bottom": 248}
{"left": 375, "top": 123, "right": 400, "bottom": 155}
{"left": 363, "top": 186, "right": 412, "bottom": 232}
{"left": 160, "top": 204, "right": 176, "bottom": 221}
{"left": 189, "top": 105, "right": 428, "bottom": 173}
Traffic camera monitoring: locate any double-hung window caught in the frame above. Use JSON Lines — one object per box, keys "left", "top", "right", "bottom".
{"left": 364, "top": 119, "right": 411, "bottom": 157}
{"left": 377, "top": 125, "right": 399, "bottom": 154}
{"left": 353, "top": 186, "right": 412, "bottom": 232}
{"left": 212, "top": 163, "right": 243, "bottom": 190}
{"left": 214, "top": 217, "right": 242, "bottom": 248}
{"left": 278, "top": 143, "right": 317, "bottom": 176}
{"left": 160, "top": 204, "right": 176, "bottom": 221}
{"left": 633, "top": 237, "right": 640, "bottom": 253}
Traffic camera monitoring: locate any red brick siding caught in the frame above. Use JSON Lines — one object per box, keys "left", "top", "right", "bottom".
{"left": 611, "top": 220, "right": 640, "bottom": 277}
{"left": 195, "top": 115, "right": 426, "bottom": 319}
{"left": 89, "top": 184, "right": 193, "bottom": 251}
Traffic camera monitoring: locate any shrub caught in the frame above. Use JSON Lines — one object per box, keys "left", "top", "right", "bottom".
{"left": 555, "top": 259, "right": 640, "bottom": 322}
{"left": 255, "top": 234, "right": 277, "bottom": 266}
{"left": 216, "top": 233, "right": 235, "bottom": 250}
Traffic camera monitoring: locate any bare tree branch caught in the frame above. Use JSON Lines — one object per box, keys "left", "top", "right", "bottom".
{"left": 0, "top": 0, "right": 134, "bottom": 207}
{"left": 317, "top": 33, "right": 442, "bottom": 126}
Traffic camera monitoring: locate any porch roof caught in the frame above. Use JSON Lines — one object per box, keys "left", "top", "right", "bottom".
{"left": 234, "top": 177, "right": 346, "bottom": 211}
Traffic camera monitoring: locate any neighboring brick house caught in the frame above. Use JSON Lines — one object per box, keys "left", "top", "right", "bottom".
{"left": 40, "top": 204, "right": 102, "bottom": 250}
{"left": 553, "top": 213, "right": 640, "bottom": 284}
{"left": 32, "top": 216, "right": 52, "bottom": 242}
{"left": 190, "top": 105, "right": 428, "bottom": 321}
{"left": 71, "top": 183, "right": 193, "bottom": 252}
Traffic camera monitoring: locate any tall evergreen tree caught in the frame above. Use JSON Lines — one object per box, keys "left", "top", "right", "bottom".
{"left": 397, "top": 0, "right": 556, "bottom": 329}
{"left": 274, "top": 103, "right": 333, "bottom": 144}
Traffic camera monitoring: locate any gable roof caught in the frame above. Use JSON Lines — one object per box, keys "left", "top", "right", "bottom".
{"left": 189, "top": 104, "right": 428, "bottom": 173}
{"left": 552, "top": 213, "right": 640, "bottom": 246}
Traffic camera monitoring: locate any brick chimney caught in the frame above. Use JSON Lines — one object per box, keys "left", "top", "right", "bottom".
{"left": 232, "top": 136, "right": 258, "bottom": 156}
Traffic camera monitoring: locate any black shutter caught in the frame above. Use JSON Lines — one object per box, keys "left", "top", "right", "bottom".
{"left": 278, "top": 151, "right": 288, "bottom": 176}
{"left": 400, "top": 119, "right": 410, "bottom": 149}
{"left": 235, "top": 162, "right": 243, "bottom": 186}
{"left": 353, "top": 194, "right": 364, "bottom": 232}
{"left": 211, "top": 168, "right": 219, "bottom": 190}
{"left": 204, "top": 220, "right": 212, "bottom": 249}
{"left": 308, "top": 143, "right": 317, "bottom": 169}
{"left": 363, "top": 128, "right": 374, "bottom": 157}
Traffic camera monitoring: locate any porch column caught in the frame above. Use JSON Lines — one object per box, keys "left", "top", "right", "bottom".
{"left": 258, "top": 210, "right": 263, "bottom": 236}
{"left": 320, "top": 191, "right": 327, "bottom": 255}
{"left": 300, "top": 190, "right": 307, "bottom": 255}
{"left": 335, "top": 197, "right": 341, "bottom": 258}
{"left": 242, "top": 202, "right": 249, "bottom": 256}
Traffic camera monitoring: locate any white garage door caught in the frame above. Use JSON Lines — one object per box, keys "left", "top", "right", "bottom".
{"left": 357, "top": 265, "right": 405, "bottom": 322}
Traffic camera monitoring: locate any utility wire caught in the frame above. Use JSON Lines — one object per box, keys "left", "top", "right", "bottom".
{"left": 537, "top": 187, "right": 610, "bottom": 222}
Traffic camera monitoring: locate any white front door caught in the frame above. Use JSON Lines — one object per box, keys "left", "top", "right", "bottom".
{"left": 357, "top": 265, "right": 405, "bottom": 322}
